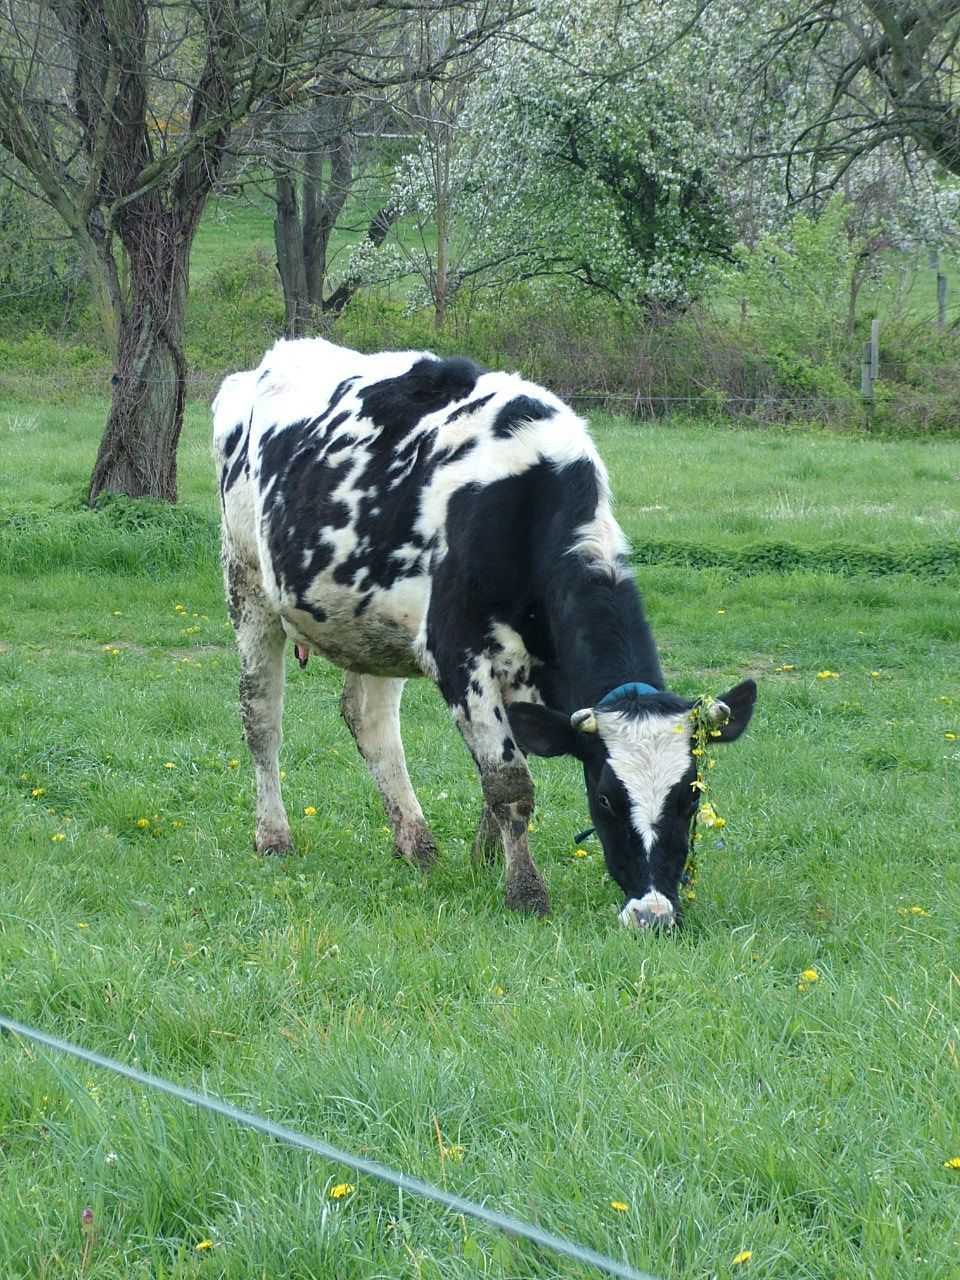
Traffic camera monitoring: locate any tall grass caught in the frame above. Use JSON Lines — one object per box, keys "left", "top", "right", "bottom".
{"left": 1, "top": 395, "right": 959, "bottom": 1279}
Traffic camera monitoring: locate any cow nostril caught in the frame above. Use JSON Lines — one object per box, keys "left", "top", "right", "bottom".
{"left": 638, "top": 909, "right": 674, "bottom": 932}
{"left": 620, "top": 897, "right": 676, "bottom": 931}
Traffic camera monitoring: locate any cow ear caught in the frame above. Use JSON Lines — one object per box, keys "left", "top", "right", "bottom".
{"left": 711, "top": 679, "right": 757, "bottom": 742}
{"left": 507, "top": 703, "right": 592, "bottom": 759}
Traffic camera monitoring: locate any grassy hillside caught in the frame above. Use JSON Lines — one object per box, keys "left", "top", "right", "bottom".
{"left": 1, "top": 394, "right": 958, "bottom": 1278}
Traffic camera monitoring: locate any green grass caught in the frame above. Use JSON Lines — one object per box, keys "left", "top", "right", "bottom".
{"left": 2, "top": 399, "right": 960, "bottom": 1279}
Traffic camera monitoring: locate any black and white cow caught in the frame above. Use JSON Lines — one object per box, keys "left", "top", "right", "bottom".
{"left": 214, "top": 338, "right": 756, "bottom": 930}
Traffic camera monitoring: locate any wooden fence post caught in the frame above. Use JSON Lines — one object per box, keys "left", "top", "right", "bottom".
{"left": 861, "top": 341, "right": 874, "bottom": 402}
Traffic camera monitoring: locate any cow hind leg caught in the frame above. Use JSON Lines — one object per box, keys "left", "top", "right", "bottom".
{"left": 224, "top": 551, "right": 292, "bottom": 855}
{"left": 340, "top": 673, "right": 437, "bottom": 870}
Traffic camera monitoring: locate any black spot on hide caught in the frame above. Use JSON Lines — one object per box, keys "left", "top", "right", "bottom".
{"left": 222, "top": 431, "right": 249, "bottom": 495}
{"left": 436, "top": 439, "right": 478, "bottom": 467}
{"left": 358, "top": 357, "right": 482, "bottom": 439}
{"left": 223, "top": 424, "right": 242, "bottom": 457}
{"left": 491, "top": 396, "right": 556, "bottom": 438}
{"left": 258, "top": 420, "right": 358, "bottom": 603}
{"left": 501, "top": 737, "right": 516, "bottom": 762}
{"left": 324, "top": 377, "right": 360, "bottom": 421}
{"left": 446, "top": 393, "right": 495, "bottom": 424}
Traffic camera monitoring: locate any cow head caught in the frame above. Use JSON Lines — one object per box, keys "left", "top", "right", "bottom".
{"left": 508, "top": 680, "right": 756, "bottom": 931}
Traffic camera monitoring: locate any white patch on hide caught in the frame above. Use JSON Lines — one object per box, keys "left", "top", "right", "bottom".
{"left": 599, "top": 709, "right": 692, "bottom": 853}
{"left": 568, "top": 490, "right": 629, "bottom": 581}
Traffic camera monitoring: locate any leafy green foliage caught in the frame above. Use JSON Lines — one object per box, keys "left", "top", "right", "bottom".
{"left": 185, "top": 249, "right": 285, "bottom": 373}
{"left": 0, "top": 180, "right": 88, "bottom": 330}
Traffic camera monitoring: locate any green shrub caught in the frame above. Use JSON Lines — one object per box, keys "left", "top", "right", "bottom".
{"left": 0, "top": 182, "right": 89, "bottom": 331}
{"left": 186, "top": 248, "right": 286, "bottom": 373}
{"left": 0, "top": 332, "right": 104, "bottom": 374}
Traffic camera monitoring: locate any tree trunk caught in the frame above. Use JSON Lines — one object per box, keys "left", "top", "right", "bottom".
{"left": 274, "top": 169, "right": 310, "bottom": 338}
{"left": 88, "top": 214, "right": 190, "bottom": 505}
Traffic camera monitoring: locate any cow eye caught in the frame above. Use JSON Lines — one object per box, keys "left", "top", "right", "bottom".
{"left": 597, "top": 793, "right": 613, "bottom": 812}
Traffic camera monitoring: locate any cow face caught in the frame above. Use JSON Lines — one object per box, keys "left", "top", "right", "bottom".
{"left": 508, "top": 680, "right": 756, "bottom": 931}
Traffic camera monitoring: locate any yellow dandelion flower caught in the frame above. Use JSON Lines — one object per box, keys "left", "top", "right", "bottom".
{"left": 898, "top": 906, "right": 930, "bottom": 917}
{"left": 229, "top": 759, "right": 240, "bottom": 769}
{"left": 163, "top": 762, "right": 176, "bottom": 769}
{"left": 444, "top": 1144, "right": 465, "bottom": 1161}
{"left": 31, "top": 787, "right": 45, "bottom": 797}
{"left": 573, "top": 848, "right": 588, "bottom": 858}
{"left": 52, "top": 833, "right": 65, "bottom": 843}
{"left": 329, "top": 1183, "right": 355, "bottom": 1200}
{"left": 77, "top": 922, "right": 88, "bottom": 929}
{"left": 303, "top": 806, "right": 317, "bottom": 816}
{"left": 137, "top": 817, "right": 150, "bottom": 828}
{"left": 944, "top": 1157, "right": 960, "bottom": 1170}
{"left": 610, "top": 1200, "right": 629, "bottom": 1213}
{"left": 717, "top": 609, "right": 726, "bottom": 616}
{"left": 946, "top": 733, "right": 957, "bottom": 741}
{"left": 732, "top": 1250, "right": 753, "bottom": 1266}
{"left": 195, "top": 1239, "right": 214, "bottom": 1251}
{"left": 775, "top": 664, "right": 795, "bottom": 672}
{"left": 492, "top": 985, "right": 505, "bottom": 997}
{"left": 816, "top": 671, "right": 840, "bottom": 679}
{"left": 699, "top": 802, "right": 723, "bottom": 827}
{"left": 798, "top": 966, "right": 819, "bottom": 991}
{"left": 870, "top": 671, "right": 879, "bottom": 678}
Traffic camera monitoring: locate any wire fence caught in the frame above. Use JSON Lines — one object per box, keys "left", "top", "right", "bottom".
{"left": 0, "top": 365, "right": 906, "bottom": 415}
{"left": 2, "top": 353, "right": 957, "bottom": 430}
{"left": 0, "top": 1013, "right": 662, "bottom": 1280}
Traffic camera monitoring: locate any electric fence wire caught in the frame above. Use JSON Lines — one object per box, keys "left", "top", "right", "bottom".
{"left": 0, "top": 1014, "right": 662, "bottom": 1280}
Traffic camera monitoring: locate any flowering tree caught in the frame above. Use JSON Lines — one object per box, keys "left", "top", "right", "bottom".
{"left": 384, "top": 1, "right": 733, "bottom": 311}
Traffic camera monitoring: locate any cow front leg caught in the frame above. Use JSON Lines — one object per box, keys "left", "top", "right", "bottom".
{"left": 224, "top": 552, "right": 292, "bottom": 855}
{"left": 480, "top": 761, "right": 549, "bottom": 915}
{"left": 447, "top": 688, "right": 549, "bottom": 915}
{"left": 471, "top": 803, "right": 503, "bottom": 867}
{"left": 340, "top": 673, "right": 437, "bottom": 870}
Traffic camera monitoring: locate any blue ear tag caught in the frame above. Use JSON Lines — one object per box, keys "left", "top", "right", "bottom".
{"left": 596, "top": 682, "right": 660, "bottom": 707}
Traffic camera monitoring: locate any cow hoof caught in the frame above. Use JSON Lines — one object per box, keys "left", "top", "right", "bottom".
{"left": 255, "top": 831, "right": 294, "bottom": 856}
{"left": 394, "top": 834, "right": 438, "bottom": 871}
{"left": 505, "top": 872, "right": 551, "bottom": 916}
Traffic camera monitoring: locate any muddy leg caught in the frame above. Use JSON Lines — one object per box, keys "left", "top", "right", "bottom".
{"left": 224, "top": 551, "right": 292, "bottom": 855}
{"left": 471, "top": 803, "right": 503, "bottom": 867}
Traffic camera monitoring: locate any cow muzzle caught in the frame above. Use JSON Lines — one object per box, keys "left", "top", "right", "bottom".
{"left": 619, "top": 891, "right": 676, "bottom": 932}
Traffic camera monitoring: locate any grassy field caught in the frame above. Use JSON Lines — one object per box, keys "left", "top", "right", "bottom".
{"left": 1, "top": 396, "right": 959, "bottom": 1279}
